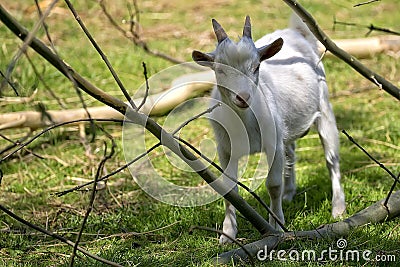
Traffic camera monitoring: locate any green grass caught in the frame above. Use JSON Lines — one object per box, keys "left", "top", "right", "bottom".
{"left": 1, "top": 0, "right": 399, "bottom": 266}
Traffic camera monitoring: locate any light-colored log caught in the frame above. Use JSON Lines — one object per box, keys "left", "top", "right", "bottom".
{"left": 319, "top": 35, "right": 400, "bottom": 58}
{"left": 0, "top": 71, "right": 214, "bottom": 130}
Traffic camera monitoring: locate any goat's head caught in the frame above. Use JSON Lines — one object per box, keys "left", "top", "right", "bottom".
{"left": 192, "top": 16, "right": 283, "bottom": 109}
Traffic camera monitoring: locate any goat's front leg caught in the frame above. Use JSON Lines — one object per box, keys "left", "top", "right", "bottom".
{"left": 283, "top": 142, "right": 296, "bottom": 202}
{"left": 266, "top": 143, "right": 285, "bottom": 230}
{"left": 218, "top": 150, "right": 239, "bottom": 244}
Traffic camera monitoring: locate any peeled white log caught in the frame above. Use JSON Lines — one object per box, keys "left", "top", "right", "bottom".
{"left": 319, "top": 35, "right": 400, "bottom": 58}
{"left": 0, "top": 71, "right": 214, "bottom": 130}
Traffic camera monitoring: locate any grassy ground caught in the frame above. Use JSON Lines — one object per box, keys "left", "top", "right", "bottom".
{"left": 1, "top": 0, "right": 399, "bottom": 266}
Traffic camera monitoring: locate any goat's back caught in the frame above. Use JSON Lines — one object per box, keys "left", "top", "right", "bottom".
{"left": 255, "top": 27, "right": 325, "bottom": 142}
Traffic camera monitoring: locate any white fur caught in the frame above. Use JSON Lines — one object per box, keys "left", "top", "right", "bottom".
{"left": 193, "top": 15, "right": 346, "bottom": 244}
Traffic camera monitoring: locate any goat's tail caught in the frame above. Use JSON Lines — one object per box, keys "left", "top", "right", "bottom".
{"left": 289, "top": 13, "right": 318, "bottom": 49}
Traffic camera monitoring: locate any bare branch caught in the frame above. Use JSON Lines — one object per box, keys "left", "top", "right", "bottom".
{"left": 354, "top": 0, "right": 380, "bottom": 8}
{"left": 64, "top": 0, "right": 137, "bottom": 110}
{"left": 342, "top": 130, "right": 399, "bottom": 184}
{"left": 0, "top": 0, "right": 59, "bottom": 96}
{"left": 70, "top": 135, "right": 116, "bottom": 266}
{"left": 137, "top": 62, "right": 150, "bottom": 111}
{"left": 333, "top": 19, "right": 400, "bottom": 36}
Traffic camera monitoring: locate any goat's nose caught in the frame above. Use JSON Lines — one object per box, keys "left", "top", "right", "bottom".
{"left": 235, "top": 92, "right": 250, "bottom": 108}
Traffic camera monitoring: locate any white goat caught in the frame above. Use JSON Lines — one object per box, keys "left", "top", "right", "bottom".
{"left": 192, "top": 15, "right": 346, "bottom": 244}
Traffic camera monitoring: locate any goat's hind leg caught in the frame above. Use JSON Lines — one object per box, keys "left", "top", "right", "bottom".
{"left": 317, "top": 94, "right": 346, "bottom": 218}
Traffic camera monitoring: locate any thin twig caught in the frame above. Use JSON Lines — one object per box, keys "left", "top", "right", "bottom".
{"left": 0, "top": 0, "right": 59, "bottom": 96}
{"left": 70, "top": 135, "right": 116, "bottom": 266}
{"left": 23, "top": 51, "right": 67, "bottom": 108}
{"left": 0, "top": 132, "right": 43, "bottom": 160}
{"left": 0, "top": 70, "right": 19, "bottom": 96}
{"left": 384, "top": 172, "right": 400, "bottom": 208}
{"left": 172, "top": 102, "right": 221, "bottom": 135}
{"left": 354, "top": 0, "right": 380, "bottom": 8}
{"left": 0, "top": 204, "right": 123, "bottom": 266}
{"left": 55, "top": 140, "right": 161, "bottom": 197}
{"left": 342, "top": 130, "right": 399, "bottom": 184}
{"left": 64, "top": 0, "right": 137, "bottom": 111}
{"left": 32, "top": 0, "right": 67, "bottom": 108}
{"left": 333, "top": 19, "right": 400, "bottom": 36}
{"left": 137, "top": 62, "right": 150, "bottom": 111}
{"left": 189, "top": 225, "right": 255, "bottom": 266}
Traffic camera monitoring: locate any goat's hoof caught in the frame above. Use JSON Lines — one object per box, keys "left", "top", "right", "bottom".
{"left": 332, "top": 203, "right": 346, "bottom": 219}
{"left": 219, "top": 235, "right": 234, "bottom": 245}
{"left": 219, "top": 230, "right": 237, "bottom": 245}
{"left": 283, "top": 190, "right": 296, "bottom": 202}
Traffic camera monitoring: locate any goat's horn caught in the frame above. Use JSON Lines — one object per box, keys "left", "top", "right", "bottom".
{"left": 243, "top": 15, "right": 252, "bottom": 39}
{"left": 212, "top": 19, "right": 228, "bottom": 43}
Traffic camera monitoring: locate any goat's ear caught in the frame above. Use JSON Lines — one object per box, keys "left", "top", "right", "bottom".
{"left": 258, "top": 37, "right": 283, "bottom": 62}
{"left": 192, "top": 50, "right": 215, "bottom": 67}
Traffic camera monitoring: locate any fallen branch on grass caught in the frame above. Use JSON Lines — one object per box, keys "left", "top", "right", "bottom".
{"left": 215, "top": 190, "right": 400, "bottom": 264}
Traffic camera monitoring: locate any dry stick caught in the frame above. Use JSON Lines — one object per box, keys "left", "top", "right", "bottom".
{"left": 0, "top": 0, "right": 58, "bottom": 96}
{"left": 342, "top": 130, "right": 399, "bottom": 184}
{"left": 0, "top": 118, "right": 118, "bottom": 162}
{"left": 282, "top": 0, "right": 400, "bottom": 100}
{"left": 333, "top": 20, "right": 400, "bottom": 36}
{"left": 0, "top": 3, "right": 276, "bottom": 237}
{"left": 56, "top": 140, "right": 161, "bottom": 197}
{"left": 0, "top": 117, "right": 156, "bottom": 196}
{"left": 385, "top": 172, "right": 400, "bottom": 207}
{"left": 354, "top": 0, "right": 380, "bottom": 7}
{"left": 70, "top": 138, "right": 116, "bottom": 266}
{"left": 0, "top": 132, "right": 44, "bottom": 160}
{"left": 0, "top": 69, "right": 19, "bottom": 95}
{"left": 0, "top": 204, "right": 123, "bottom": 267}
{"left": 32, "top": 0, "right": 67, "bottom": 108}
{"left": 189, "top": 226, "right": 255, "bottom": 266}
{"left": 24, "top": 51, "right": 67, "bottom": 108}
{"left": 64, "top": 0, "right": 137, "bottom": 111}
{"left": 342, "top": 130, "right": 399, "bottom": 208}
{"left": 137, "top": 62, "right": 150, "bottom": 111}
